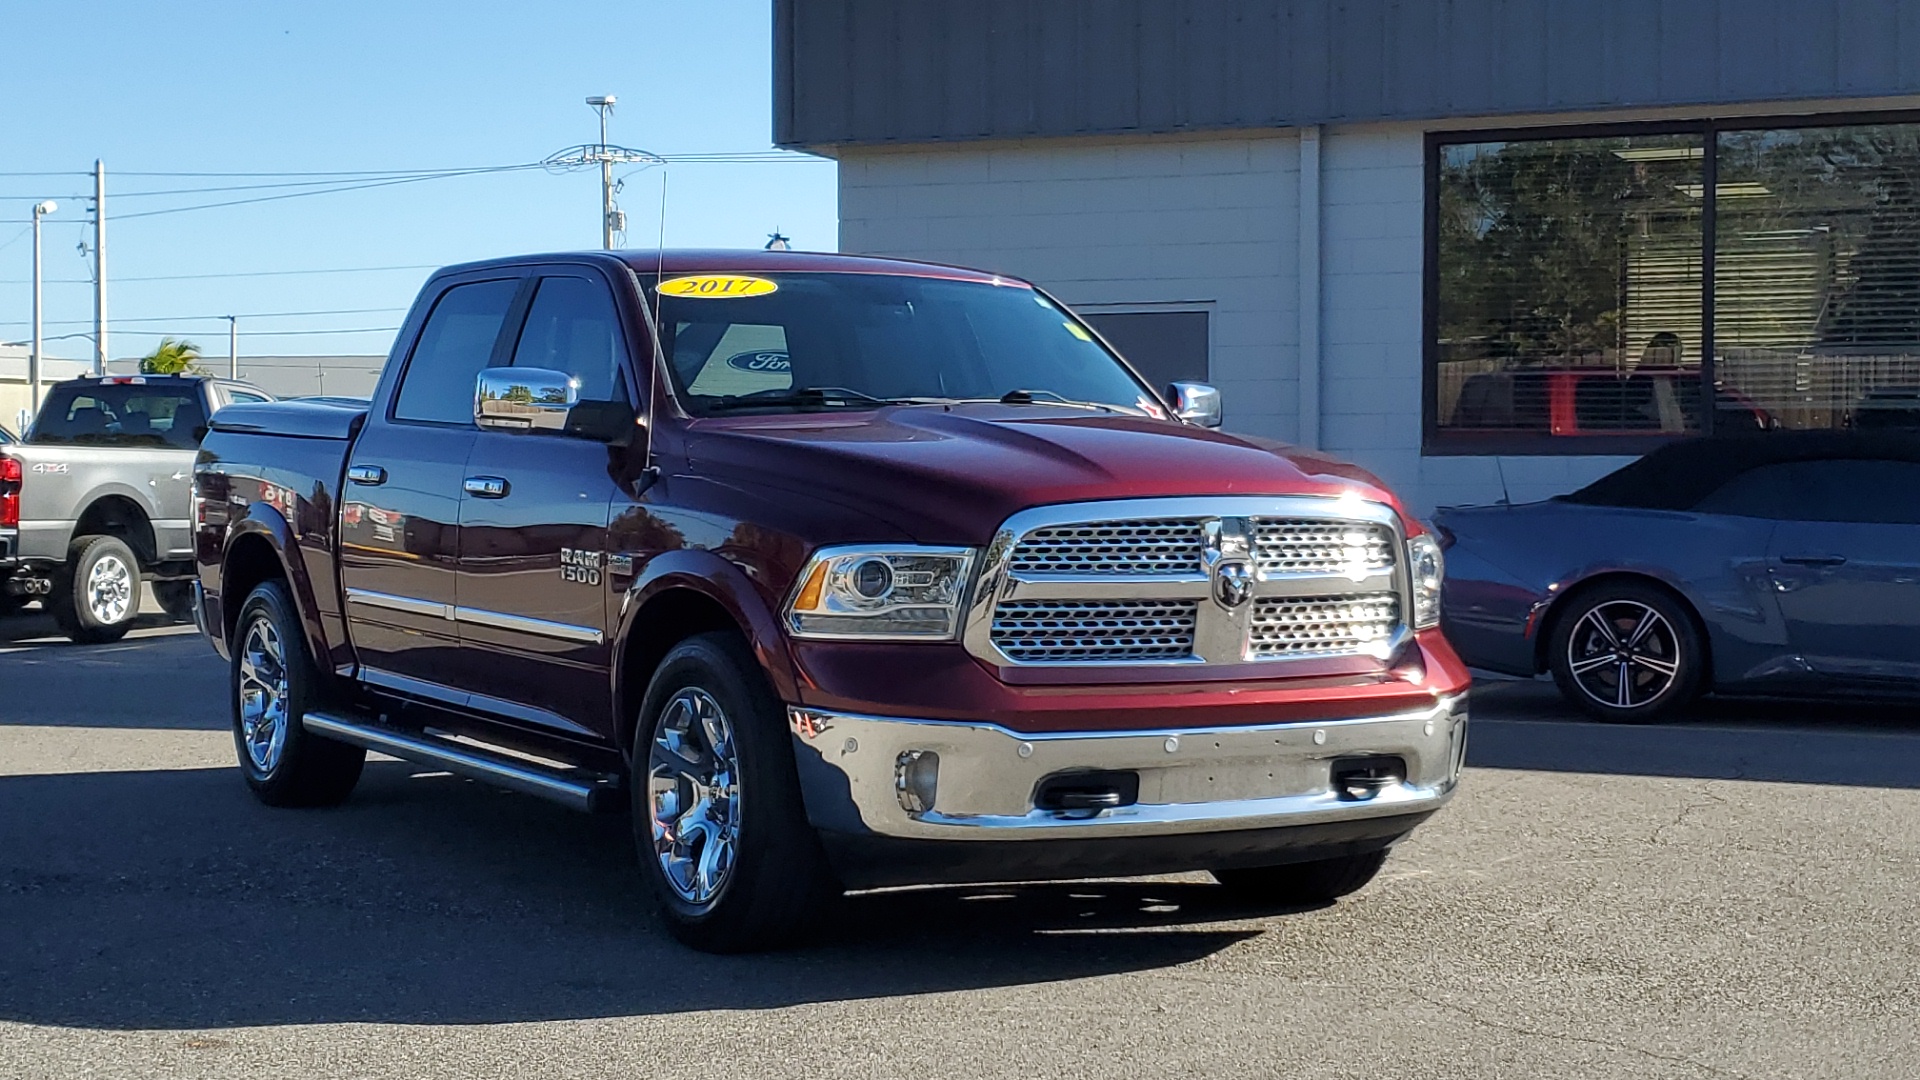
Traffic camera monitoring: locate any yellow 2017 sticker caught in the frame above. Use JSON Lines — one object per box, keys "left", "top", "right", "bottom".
{"left": 657, "top": 274, "right": 778, "bottom": 298}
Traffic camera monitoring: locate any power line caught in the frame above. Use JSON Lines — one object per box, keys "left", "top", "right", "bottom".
{"left": 0, "top": 306, "right": 407, "bottom": 329}
{"left": 0, "top": 262, "right": 441, "bottom": 286}
{"left": 114, "top": 164, "right": 550, "bottom": 222}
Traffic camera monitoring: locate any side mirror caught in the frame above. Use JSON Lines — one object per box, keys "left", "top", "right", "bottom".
{"left": 1169, "top": 382, "right": 1223, "bottom": 429}
{"left": 475, "top": 367, "right": 578, "bottom": 433}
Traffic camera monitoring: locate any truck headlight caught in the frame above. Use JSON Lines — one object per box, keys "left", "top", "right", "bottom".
{"left": 1406, "top": 533, "right": 1444, "bottom": 630}
{"left": 786, "top": 546, "right": 976, "bottom": 640}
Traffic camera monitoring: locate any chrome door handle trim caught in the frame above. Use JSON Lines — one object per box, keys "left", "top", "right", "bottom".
{"left": 346, "top": 464, "right": 387, "bottom": 486}
{"left": 463, "top": 476, "right": 509, "bottom": 499}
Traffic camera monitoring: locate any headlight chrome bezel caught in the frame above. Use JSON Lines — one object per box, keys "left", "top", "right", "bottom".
{"left": 785, "top": 544, "right": 978, "bottom": 641}
{"left": 1406, "top": 532, "right": 1445, "bottom": 631}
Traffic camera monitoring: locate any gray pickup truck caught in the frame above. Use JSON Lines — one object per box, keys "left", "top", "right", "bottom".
{"left": 0, "top": 374, "right": 271, "bottom": 639}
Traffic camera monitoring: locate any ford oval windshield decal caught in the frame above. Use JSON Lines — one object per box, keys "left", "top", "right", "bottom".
{"left": 725, "top": 350, "right": 792, "bottom": 373}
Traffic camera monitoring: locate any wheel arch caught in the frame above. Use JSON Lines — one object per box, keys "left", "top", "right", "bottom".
{"left": 611, "top": 550, "right": 798, "bottom": 758}
{"left": 73, "top": 494, "right": 157, "bottom": 567}
{"left": 1531, "top": 571, "right": 1715, "bottom": 685}
{"left": 220, "top": 506, "right": 336, "bottom": 681}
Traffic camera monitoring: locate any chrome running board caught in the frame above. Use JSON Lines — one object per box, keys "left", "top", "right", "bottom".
{"left": 302, "top": 711, "right": 622, "bottom": 814}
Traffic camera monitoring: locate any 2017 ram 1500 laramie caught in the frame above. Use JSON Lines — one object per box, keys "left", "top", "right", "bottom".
{"left": 193, "top": 251, "right": 1469, "bottom": 952}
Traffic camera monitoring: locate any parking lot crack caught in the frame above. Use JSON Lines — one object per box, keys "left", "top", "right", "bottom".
{"left": 1410, "top": 990, "right": 1762, "bottom": 1079}
{"left": 1647, "top": 787, "right": 1730, "bottom": 847}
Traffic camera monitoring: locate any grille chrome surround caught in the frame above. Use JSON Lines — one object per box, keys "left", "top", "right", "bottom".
{"left": 1248, "top": 594, "right": 1401, "bottom": 659}
{"left": 1253, "top": 519, "right": 1396, "bottom": 576}
{"left": 991, "top": 599, "right": 1198, "bottom": 663}
{"left": 1006, "top": 518, "right": 1205, "bottom": 575}
{"left": 965, "top": 496, "right": 1411, "bottom": 671}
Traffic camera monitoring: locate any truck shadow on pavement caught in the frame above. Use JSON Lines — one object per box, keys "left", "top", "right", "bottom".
{"left": 1467, "top": 679, "right": 1920, "bottom": 788}
{"left": 0, "top": 761, "right": 1276, "bottom": 1030}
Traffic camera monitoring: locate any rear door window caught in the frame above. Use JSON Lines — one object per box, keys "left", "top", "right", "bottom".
{"left": 392, "top": 278, "right": 520, "bottom": 425}
{"left": 30, "top": 383, "right": 208, "bottom": 449}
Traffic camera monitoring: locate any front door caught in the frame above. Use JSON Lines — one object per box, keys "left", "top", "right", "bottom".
{"left": 1763, "top": 458, "right": 1920, "bottom": 687}
{"left": 452, "top": 271, "right": 636, "bottom": 739}
{"left": 339, "top": 275, "right": 522, "bottom": 694}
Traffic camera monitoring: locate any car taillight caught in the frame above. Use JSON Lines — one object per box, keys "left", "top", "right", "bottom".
{"left": 0, "top": 456, "right": 21, "bottom": 529}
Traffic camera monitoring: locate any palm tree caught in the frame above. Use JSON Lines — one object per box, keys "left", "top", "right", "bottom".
{"left": 139, "top": 337, "right": 205, "bottom": 375}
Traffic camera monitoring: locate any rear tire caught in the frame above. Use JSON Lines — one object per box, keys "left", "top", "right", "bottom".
{"left": 1548, "top": 581, "right": 1705, "bottom": 724}
{"left": 1212, "top": 849, "right": 1390, "bottom": 906}
{"left": 231, "top": 580, "right": 365, "bottom": 807}
{"left": 49, "top": 535, "right": 140, "bottom": 644}
{"left": 631, "top": 631, "right": 840, "bottom": 953}
{"left": 153, "top": 580, "right": 197, "bottom": 623}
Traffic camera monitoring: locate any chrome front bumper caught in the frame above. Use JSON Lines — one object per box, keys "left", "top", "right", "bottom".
{"left": 787, "top": 695, "right": 1466, "bottom": 841}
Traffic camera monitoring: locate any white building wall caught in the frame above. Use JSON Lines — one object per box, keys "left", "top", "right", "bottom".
{"left": 838, "top": 127, "right": 1632, "bottom": 514}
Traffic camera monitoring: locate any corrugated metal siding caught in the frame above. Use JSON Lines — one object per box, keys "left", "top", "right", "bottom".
{"left": 776, "top": 0, "right": 1920, "bottom": 148}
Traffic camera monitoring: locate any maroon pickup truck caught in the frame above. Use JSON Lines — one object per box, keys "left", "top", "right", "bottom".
{"left": 193, "top": 250, "right": 1469, "bottom": 952}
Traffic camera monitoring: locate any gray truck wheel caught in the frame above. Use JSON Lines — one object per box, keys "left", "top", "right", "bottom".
{"left": 632, "top": 631, "right": 841, "bottom": 953}
{"left": 1212, "top": 849, "right": 1390, "bottom": 906}
{"left": 49, "top": 535, "right": 141, "bottom": 644}
{"left": 231, "top": 580, "right": 366, "bottom": 807}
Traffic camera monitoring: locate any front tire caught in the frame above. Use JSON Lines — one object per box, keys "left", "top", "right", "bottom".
{"left": 50, "top": 535, "right": 141, "bottom": 644}
{"left": 230, "top": 580, "right": 365, "bottom": 807}
{"left": 631, "top": 631, "right": 840, "bottom": 953}
{"left": 1548, "top": 581, "right": 1705, "bottom": 724}
{"left": 1213, "top": 849, "right": 1390, "bottom": 906}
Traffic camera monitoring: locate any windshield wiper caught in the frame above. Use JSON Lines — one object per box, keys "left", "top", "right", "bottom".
{"left": 705, "top": 386, "right": 902, "bottom": 412}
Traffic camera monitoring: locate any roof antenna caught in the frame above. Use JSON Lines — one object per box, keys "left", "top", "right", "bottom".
{"left": 1494, "top": 455, "right": 1513, "bottom": 506}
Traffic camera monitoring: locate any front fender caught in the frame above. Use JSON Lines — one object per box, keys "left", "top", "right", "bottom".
{"left": 612, "top": 546, "right": 800, "bottom": 715}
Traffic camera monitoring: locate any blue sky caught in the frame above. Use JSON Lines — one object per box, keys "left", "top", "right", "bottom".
{"left": 0, "top": 0, "right": 837, "bottom": 362}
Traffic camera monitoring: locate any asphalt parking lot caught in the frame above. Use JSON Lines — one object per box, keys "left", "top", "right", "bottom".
{"left": 2, "top": 601, "right": 1917, "bottom": 1080}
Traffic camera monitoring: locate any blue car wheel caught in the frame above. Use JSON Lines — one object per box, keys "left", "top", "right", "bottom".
{"left": 1548, "top": 581, "right": 1706, "bottom": 723}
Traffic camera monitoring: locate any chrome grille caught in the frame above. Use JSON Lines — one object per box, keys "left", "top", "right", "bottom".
{"left": 1248, "top": 594, "right": 1401, "bottom": 659}
{"left": 991, "top": 600, "right": 1198, "bottom": 663}
{"left": 1006, "top": 518, "right": 1205, "bottom": 575}
{"left": 1253, "top": 519, "right": 1396, "bottom": 575}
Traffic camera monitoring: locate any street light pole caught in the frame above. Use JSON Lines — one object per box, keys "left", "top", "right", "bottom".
{"left": 93, "top": 160, "right": 106, "bottom": 377}
{"left": 30, "top": 200, "right": 57, "bottom": 416}
{"left": 227, "top": 316, "right": 238, "bottom": 379}
{"left": 588, "top": 95, "right": 618, "bottom": 249}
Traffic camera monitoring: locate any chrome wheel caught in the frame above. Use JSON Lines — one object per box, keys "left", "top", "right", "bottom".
{"left": 237, "top": 616, "right": 291, "bottom": 772}
{"left": 1565, "top": 600, "right": 1681, "bottom": 710}
{"left": 85, "top": 553, "right": 134, "bottom": 624}
{"left": 647, "top": 687, "right": 742, "bottom": 906}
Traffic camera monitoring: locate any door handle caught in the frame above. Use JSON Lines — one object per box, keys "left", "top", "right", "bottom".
{"left": 463, "top": 476, "right": 510, "bottom": 499}
{"left": 1779, "top": 553, "right": 1846, "bottom": 567}
{"left": 346, "top": 464, "right": 386, "bottom": 486}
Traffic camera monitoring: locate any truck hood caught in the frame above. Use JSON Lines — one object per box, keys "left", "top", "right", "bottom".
{"left": 683, "top": 404, "right": 1410, "bottom": 544}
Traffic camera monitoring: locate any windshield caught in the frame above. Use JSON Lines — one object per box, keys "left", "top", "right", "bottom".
{"left": 649, "top": 272, "right": 1163, "bottom": 418}
{"left": 29, "top": 383, "right": 208, "bottom": 450}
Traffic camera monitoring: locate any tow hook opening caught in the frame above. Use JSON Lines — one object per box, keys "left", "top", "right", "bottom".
{"left": 1034, "top": 770, "right": 1141, "bottom": 814}
{"left": 1330, "top": 755, "right": 1406, "bottom": 801}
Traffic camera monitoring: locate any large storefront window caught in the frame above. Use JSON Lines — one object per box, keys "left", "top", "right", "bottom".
{"left": 1428, "top": 116, "right": 1920, "bottom": 452}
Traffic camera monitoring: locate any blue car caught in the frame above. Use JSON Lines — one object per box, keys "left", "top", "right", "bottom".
{"left": 1435, "top": 432, "right": 1920, "bottom": 722}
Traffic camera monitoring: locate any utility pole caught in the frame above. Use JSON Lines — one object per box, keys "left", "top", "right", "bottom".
{"left": 30, "top": 201, "right": 57, "bottom": 416}
{"left": 227, "top": 316, "right": 238, "bottom": 379}
{"left": 93, "top": 161, "right": 106, "bottom": 377}
{"left": 541, "top": 99, "right": 659, "bottom": 248}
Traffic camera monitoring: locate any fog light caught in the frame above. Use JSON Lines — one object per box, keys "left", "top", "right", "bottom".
{"left": 895, "top": 750, "right": 939, "bottom": 814}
